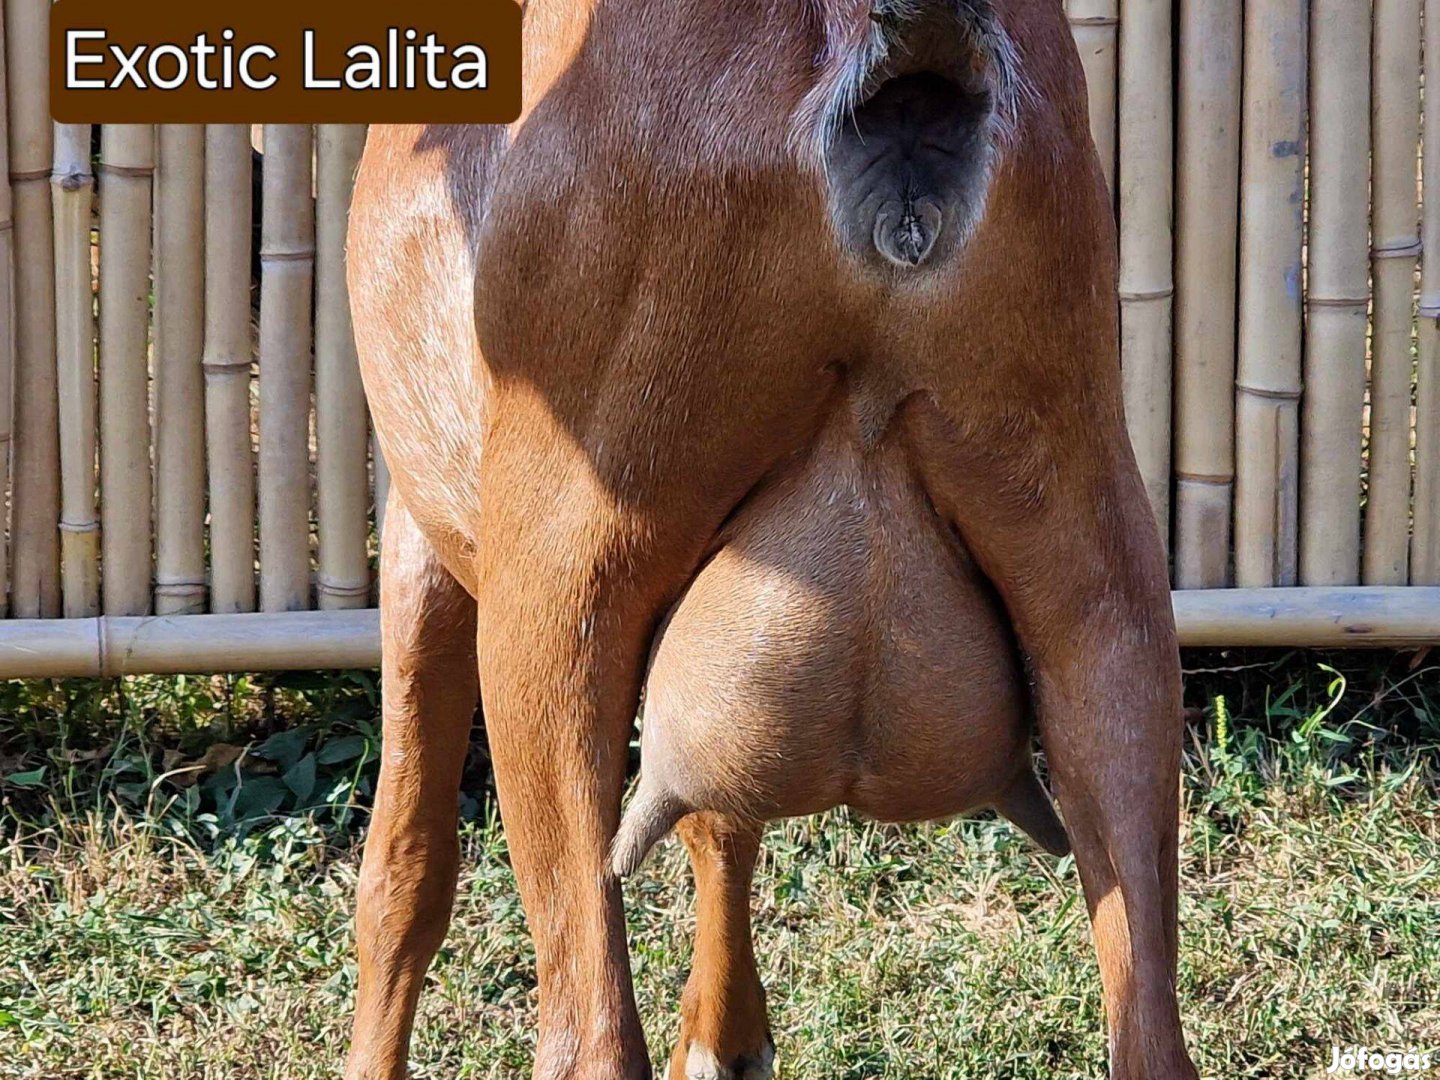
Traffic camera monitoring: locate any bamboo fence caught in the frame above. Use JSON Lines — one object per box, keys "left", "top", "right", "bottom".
{"left": 6, "top": 0, "right": 58, "bottom": 620}
{"left": 154, "top": 125, "right": 206, "bottom": 616}
{"left": 203, "top": 125, "right": 258, "bottom": 616}
{"left": 1301, "top": 0, "right": 1370, "bottom": 587}
{"left": 257, "top": 124, "right": 315, "bottom": 615}
{"left": 98, "top": 124, "right": 154, "bottom": 617}
{"left": 1117, "top": 0, "right": 1174, "bottom": 540}
{"left": 1368, "top": 0, "right": 1424, "bottom": 585}
{"left": 0, "top": 8, "right": 10, "bottom": 621}
{"left": 1419, "top": 5, "right": 1440, "bottom": 585}
{"left": 315, "top": 126, "right": 371, "bottom": 613}
{"left": 1173, "top": 0, "right": 1241, "bottom": 589}
{"left": 1, "top": 6, "right": 1439, "bottom": 676}
{"left": 52, "top": 121, "right": 96, "bottom": 618}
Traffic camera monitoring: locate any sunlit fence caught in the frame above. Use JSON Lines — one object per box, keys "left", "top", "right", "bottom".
{"left": 0, "top": 0, "right": 1437, "bottom": 676}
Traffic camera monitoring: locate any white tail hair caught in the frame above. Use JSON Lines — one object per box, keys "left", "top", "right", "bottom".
{"left": 789, "top": 0, "right": 1032, "bottom": 163}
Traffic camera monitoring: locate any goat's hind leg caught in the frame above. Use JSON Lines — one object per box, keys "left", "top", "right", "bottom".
{"left": 346, "top": 496, "right": 479, "bottom": 1080}
{"left": 908, "top": 402, "right": 1198, "bottom": 1079}
{"left": 671, "top": 813, "right": 772, "bottom": 1080}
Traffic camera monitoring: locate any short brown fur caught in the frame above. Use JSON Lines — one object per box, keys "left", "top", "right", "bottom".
{"left": 345, "top": 1, "right": 1197, "bottom": 1077}
{"left": 611, "top": 409, "right": 1069, "bottom": 877}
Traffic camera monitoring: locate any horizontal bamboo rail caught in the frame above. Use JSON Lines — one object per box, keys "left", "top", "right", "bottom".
{"left": 0, "top": 610, "right": 382, "bottom": 677}
{"left": 0, "top": 589, "right": 1435, "bottom": 677}
{"left": 0, "top": 9, "right": 1439, "bottom": 675}
{"left": 1172, "top": 588, "right": 1440, "bottom": 648}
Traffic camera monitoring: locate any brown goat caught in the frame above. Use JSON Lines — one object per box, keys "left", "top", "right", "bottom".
{"left": 344, "top": 1, "right": 1197, "bottom": 1078}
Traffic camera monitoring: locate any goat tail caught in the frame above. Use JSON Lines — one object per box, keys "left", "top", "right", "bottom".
{"left": 994, "top": 767, "right": 1071, "bottom": 857}
{"left": 611, "top": 781, "right": 689, "bottom": 878}
{"left": 792, "top": 0, "right": 1027, "bottom": 159}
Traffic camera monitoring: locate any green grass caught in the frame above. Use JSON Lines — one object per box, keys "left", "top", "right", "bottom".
{"left": 1, "top": 651, "right": 1438, "bottom": 1078}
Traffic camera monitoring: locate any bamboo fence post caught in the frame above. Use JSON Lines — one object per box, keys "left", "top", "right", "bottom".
{"left": 52, "top": 123, "right": 98, "bottom": 618}
{"left": 204, "top": 125, "right": 257, "bottom": 614}
{"left": 154, "top": 126, "right": 207, "bottom": 615}
{"left": 1117, "top": 0, "right": 1172, "bottom": 542}
{"left": 1234, "top": 0, "right": 1306, "bottom": 587}
{"left": 370, "top": 434, "right": 389, "bottom": 602}
{"left": 372, "top": 434, "right": 390, "bottom": 539}
{"left": 1173, "top": 0, "right": 1241, "bottom": 589}
{"left": 98, "top": 125, "right": 155, "bottom": 616}
{"left": 5, "top": 0, "right": 58, "bottom": 617}
{"left": 1300, "top": 0, "right": 1371, "bottom": 586}
{"left": 0, "top": 7, "right": 12, "bottom": 618}
{"left": 258, "top": 124, "right": 315, "bottom": 613}
{"left": 315, "top": 125, "right": 369, "bottom": 611}
{"left": 1365, "top": 0, "right": 1422, "bottom": 585}
{"left": 1067, "top": 0, "right": 1119, "bottom": 192}
{"left": 1416, "top": 0, "right": 1440, "bottom": 584}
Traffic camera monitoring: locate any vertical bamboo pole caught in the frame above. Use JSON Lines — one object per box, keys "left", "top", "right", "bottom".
{"left": 154, "top": 126, "right": 206, "bottom": 615}
{"left": 5, "top": 0, "right": 58, "bottom": 617}
{"left": 52, "top": 123, "right": 98, "bottom": 617}
{"left": 1173, "top": 0, "right": 1241, "bottom": 589}
{"left": 1365, "top": 0, "right": 1421, "bottom": 585}
{"left": 0, "top": 9, "right": 13, "bottom": 617}
{"left": 98, "top": 125, "right": 155, "bottom": 616}
{"left": 1417, "top": 0, "right": 1440, "bottom": 584}
{"left": 1234, "top": 0, "right": 1306, "bottom": 587}
{"left": 372, "top": 434, "right": 390, "bottom": 541}
{"left": 204, "top": 125, "right": 256, "bottom": 614}
{"left": 259, "top": 124, "right": 315, "bottom": 613}
{"left": 1067, "top": 0, "right": 1119, "bottom": 192}
{"left": 371, "top": 432, "right": 389, "bottom": 603}
{"left": 1300, "top": 0, "right": 1371, "bottom": 586}
{"left": 1117, "top": 0, "right": 1172, "bottom": 544}
{"left": 315, "top": 125, "right": 369, "bottom": 610}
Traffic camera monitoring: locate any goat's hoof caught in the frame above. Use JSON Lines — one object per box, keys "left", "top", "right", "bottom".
{"left": 681, "top": 1039, "right": 775, "bottom": 1080}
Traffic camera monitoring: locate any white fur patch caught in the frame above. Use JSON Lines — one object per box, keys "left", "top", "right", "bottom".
{"left": 685, "top": 1045, "right": 729, "bottom": 1080}
{"left": 790, "top": 0, "right": 1031, "bottom": 164}
{"left": 684, "top": 1042, "right": 776, "bottom": 1080}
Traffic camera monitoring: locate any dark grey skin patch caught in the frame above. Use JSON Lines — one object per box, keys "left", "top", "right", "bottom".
{"left": 826, "top": 72, "right": 994, "bottom": 270}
